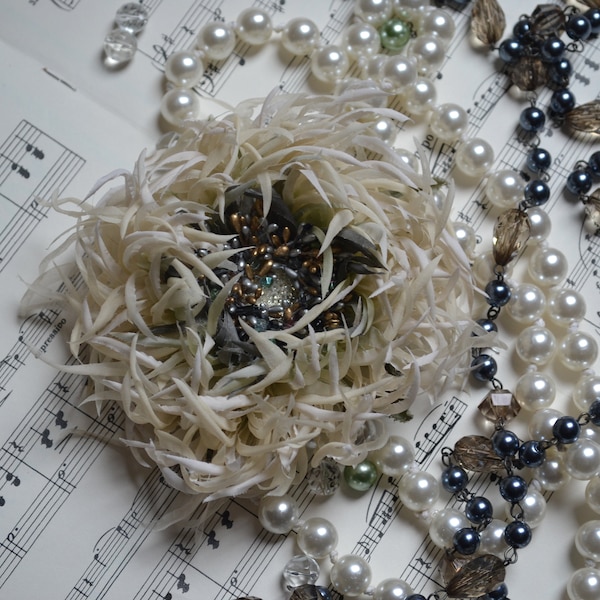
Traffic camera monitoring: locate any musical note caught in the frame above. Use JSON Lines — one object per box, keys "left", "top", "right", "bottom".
{"left": 9, "top": 440, "right": 24, "bottom": 452}
{"left": 176, "top": 573, "right": 190, "bottom": 593}
{"left": 0, "top": 496, "right": 5, "bottom": 507}
{"left": 2, "top": 469, "right": 21, "bottom": 486}
{"left": 175, "top": 543, "right": 192, "bottom": 555}
{"left": 220, "top": 509, "right": 234, "bottom": 529}
{"left": 33, "top": 427, "right": 53, "bottom": 448}
{"left": 206, "top": 530, "right": 220, "bottom": 549}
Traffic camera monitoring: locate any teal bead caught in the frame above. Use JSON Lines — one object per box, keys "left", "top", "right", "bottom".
{"left": 344, "top": 461, "right": 378, "bottom": 492}
{"left": 380, "top": 19, "right": 412, "bottom": 52}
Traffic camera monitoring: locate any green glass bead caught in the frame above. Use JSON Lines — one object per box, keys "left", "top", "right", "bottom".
{"left": 379, "top": 19, "right": 412, "bottom": 52}
{"left": 343, "top": 461, "right": 378, "bottom": 492}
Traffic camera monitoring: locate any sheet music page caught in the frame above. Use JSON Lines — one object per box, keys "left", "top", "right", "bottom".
{"left": 0, "top": 1, "right": 599, "bottom": 600}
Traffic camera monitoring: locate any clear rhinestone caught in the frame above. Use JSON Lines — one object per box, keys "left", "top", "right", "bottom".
{"left": 282, "top": 555, "right": 320, "bottom": 591}
{"left": 307, "top": 457, "right": 341, "bottom": 496}
{"left": 103, "top": 29, "right": 137, "bottom": 64}
{"left": 445, "top": 554, "right": 506, "bottom": 598}
{"left": 478, "top": 389, "right": 521, "bottom": 423}
{"left": 115, "top": 2, "right": 149, "bottom": 34}
{"left": 453, "top": 435, "right": 505, "bottom": 474}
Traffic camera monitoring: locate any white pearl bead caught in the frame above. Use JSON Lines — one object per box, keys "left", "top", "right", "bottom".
{"left": 559, "top": 332, "right": 598, "bottom": 371}
{"left": 370, "top": 435, "right": 414, "bottom": 476}
{"left": 507, "top": 283, "right": 546, "bottom": 323}
{"left": 515, "top": 371, "right": 556, "bottom": 411}
{"left": 472, "top": 250, "right": 513, "bottom": 286}
{"left": 236, "top": 8, "right": 273, "bottom": 45}
{"left": 372, "top": 117, "right": 397, "bottom": 145}
{"left": 355, "top": 0, "right": 393, "bottom": 26}
{"left": 364, "top": 54, "right": 388, "bottom": 81}
{"left": 455, "top": 138, "right": 495, "bottom": 177}
{"left": 547, "top": 289, "right": 587, "bottom": 325}
{"left": 394, "top": 0, "right": 430, "bottom": 11}
{"left": 485, "top": 169, "right": 525, "bottom": 209}
{"left": 311, "top": 45, "right": 350, "bottom": 84}
{"left": 535, "top": 447, "right": 571, "bottom": 491}
{"left": 429, "top": 103, "right": 468, "bottom": 142}
{"left": 528, "top": 408, "right": 562, "bottom": 440}
{"left": 407, "top": 33, "right": 447, "bottom": 74}
{"left": 160, "top": 88, "right": 201, "bottom": 128}
{"left": 516, "top": 489, "right": 547, "bottom": 528}
{"left": 379, "top": 56, "right": 418, "bottom": 93}
{"left": 527, "top": 207, "right": 552, "bottom": 241}
{"left": 296, "top": 517, "right": 338, "bottom": 559}
{"left": 565, "top": 439, "right": 600, "bottom": 480}
{"left": 582, "top": 423, "right": 600, "bottom": 446}
{"left": 528, "top": 246, "right": 568, "bottom": 286}
{"left": 165, "top": 50, "right": 204, "bottom": 88}
{"left": 573, "top": 375, "right": 600, "bottom": 413}
{"left": 515, "top": 325, "right": 556, "bottom": 366}
{"left": 586, "top": 477, "right": 600, "bottom": 514}
{"left": 398, "top": 470, "right": 440, "bottom": 511}
{"left": 478, "top": 518, "right": 509, "bottom": 557}
{"left": 428, "top": 508, "right": 469, "bottom": 549}
{"left": 372, "top": 578, "right": 412, "bottom": 600}
{"left": 396, "top": 149, "right": 420, "bottom": 172}
{"left": 421, "top": 8, "right": 455, "bottom": 40}
{"left": 404, "top": 78, "right": 437, "bottom": 115}
{"left": 281, "top": 18, "right": 320, "bottom": 56}
{"left": 432, "top": 188, "right": 447, "bottom": 211}
{"left": 343, "top": 22, "right": 381, "bottom": 58}
{"left": 576, "top": 521, "right": 600, "bottom": 562}
{"left": 452, "top": 221, "right": 477, "bottom": 257}
{"left": 567, "top": 567, "right": 600, "bottom": 600}
{"left": 197, "top": 22, "right": 236, "bottom": 61}
{"left": 258, "top": 495, "right": 298, "bottom": 534}
{"left": 330, "top": 554, "right": 372, "bottom": 596}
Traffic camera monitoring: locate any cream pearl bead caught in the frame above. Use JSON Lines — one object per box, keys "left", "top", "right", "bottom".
{"left": 586, "top": 477, "right": 600, "bottom": 514}
{"left": 455, "top": 138, "right": 495, "bottom": 177}
{"left": 398, "top": 470, "right": 440, "bottom": 511}
{"left": 428, "top": 508, "right": 470, "bottom": 549}
{"left": 372, "top": 117, "right": 397, "bottom": 145}
{"left": 330, "top": 554, "right": 372, "bottom": 596}
{"left": 518, "top": 489, "right": 547, "bottom": 528}
{"left": 372, "top": 578, "right": 412, "bottom": 600}
{"left": 235, "top": 8, "right": 273, "bottom": 45}
{"left": 258, "top": 495, "right": 298, "bottom": 534}
{"left": 197, "top": 22, "right": 236, "bottom": 61}
{"left": 527, "top": 207, "right": 552, "bottom": 241}
{"left": 370, "top": 435, "right": 414, "bottom": 476}
{"left": 407, "top": 33, "right": 447, "bottom": 74}
{"left": 528, "top": 408, "right": 562, "bottom": 440}
{"left": 515, "top": 371, "right": 556, "bottom": 411}
{"left": 404, "top": 78, "right": 437, "bottom": 115}
{"left": 453, "top": 221, "right": 477, "bottom": 257}
{"left": 394, "top": 0, "right": 430, "bottom": 11}
{"left": 485, "top": 170, "right": 525, "bottom": 209}
{"left": 164, "top": 50, "right": 204, "bottom": 88}
{"left": 573, "top": 375, "right": 600, "bottom": 413}
{"left": 507, "top": 283, "right": 546, "bottom": 323}
{"left": 559, "top": 332, "right": 598, "bottom": 371}
{"left": 355, "top": 0, "right": 393, "bottom": 26}
{"left": 479, "top": 519, "right": 510, "bottom": 557}
{"left": 379, "top": 55, "right": 418, "bottom": 93}
{"left": 421, "top": 8, "right": 455, "bottom": 41}
{"left": 296, "top": 517, "right": 338, "bottom": 559}
{"left": 281, "top": 18, "right": 320, "bottom": 56}
{"left": 311, "top": 45, "right": 350, "bottom": 84}
{"left": 429, "top": 103, "right": 468, "bottom": 142}
{"left": 343, "top": 22, "right": 381, "bottom": 58}
{"left": 547, "top": 289, "right": 587, "bottom": 325}
{"left": 515, "top": 325, "right": 556, "bottom": 365}
{"left": 576, "top": 521, "right": 600, "bottom": 562}
{"left": 160, "top": 88, "right": 201, "bottom": 128}
{"left": 396, "top": 149, "right": 420, "bottom": 172}
{"left": 364, "top": 54, "right": 388, "bottom": 81}
{"left": 567, "top": 567, "right": 600, "bottom": 600}
{"left": 564, "top": 439, "right": 600, "bottom": 480}
{"left": 534, "top": 447, "right": 571, "bottom": 491}
{"left": 528, "top": 245, "right": 568, "bottom": 286}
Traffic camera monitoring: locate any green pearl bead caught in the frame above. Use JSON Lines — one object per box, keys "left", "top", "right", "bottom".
{"left": 380, "top": 19, "right": 412, "bottom": 52}
{"left": 344, "top": 461, "right": 379, "bottom": 492}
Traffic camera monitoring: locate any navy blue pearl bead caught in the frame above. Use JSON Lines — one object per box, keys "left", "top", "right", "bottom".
{"left": 519, "top": 106, "right": 546, "bottom": 132}
{"left": 498, "top": 38, "right": 524, "bottom": 63}
{"left": 585, "top": 9, "right": 600, "bottom": 35}
{"left": 492, "top": 429, "right": 520, "bottom": 457}
{"left": 526, "top": 147, "right": 552, "bottom": 173}
{"left": 566, "top": 14, "right": 592, "bottom": 41}
{"left": 453, "top": 527, "right": 481, "bottom": 555}
{"left": 566, "top": 169, "right": 593, "bottom": 196}
{"left": 476, "top": 318, "right": 498, "bottom": 334}
{"left": 550, "top": 89, "right": 576, "bottom": 116}
{"left": 541, "top": 36, "right": 566, "bottom": 62}
{"left": 471, "top": 354, "right": 497, "bottom": 382}
{"left": 553, "top": 415, "right": 580, "bottom": 444}
{"left": 485, "top": 280, "right": 511, "bottom": 306}
{"left": 499, "top": 475, "right": 528, "bottom": 503}
{"left": 482, "top": 583, "right": 509, "bottom": 600}
{"left": 513, "top": 19, "right": 533, "bottom": 42}
{"left": 441, "top": 465, "right": 469, "bottom": 493}
{"left": 548, "top": 58, "right": 572, "bottom": 87}
{"left": 519, "top": 440, "right": 546, "bottom": 467}
{"left": 588, "top": 151, "right": 600, "bottom": 178}
{"left": 504, "top": 520, "right": 532, "bottom": 549}
{"left": 523, "top": 180, "right": 550, "bottom": 207}
{"left": 588, "top": 400, "right": 600, "bottom": 427}
{"left": 465, "top": 496, "right": 494, "bottom": 524}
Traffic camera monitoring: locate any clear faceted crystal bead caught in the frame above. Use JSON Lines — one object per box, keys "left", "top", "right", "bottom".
{"left": 478, "top": 389, "right": 521, "bottom": 423}
{"left": 282, "top": 555, "right": 320, "bottom": 591}
{"left": 307, "top": 457, "right": 341, "bottom": 496}
{"left": 492, "top": 209, "right": 530, "bottom": 266}
{"left": 104, "top": 29, "right": 137, "bottom": 64}
{"left": 289, "top": 584, "right": 332, "bottom": 600}
{"left": 584, "top": 189, "right": 600, "bottom": 231}
{"left": 115, "top": 2, "right": 149, "bottom": 34}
